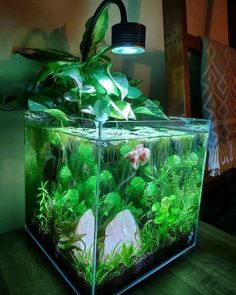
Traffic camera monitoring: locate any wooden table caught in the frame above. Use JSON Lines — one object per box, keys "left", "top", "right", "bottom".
{"left": 0, "top": 222, "right": 235, "bottom": 295}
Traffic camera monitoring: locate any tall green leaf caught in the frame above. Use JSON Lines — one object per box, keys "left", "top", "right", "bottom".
{"left": 13, "top": 47, "right": 79, "bottom": 63}
{"left": 87, "top": 45, "right": 111, "bottom": 65}
{"left": 80, "top": 8, "right": 109, "bottom": 60}
{"left": 44, "top": 109, "right": 70, "bottom": 124}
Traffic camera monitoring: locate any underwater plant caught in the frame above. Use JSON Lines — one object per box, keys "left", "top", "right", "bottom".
{"left": 58, "top": 166, "right": 72, "bottom": 191}
{"left": 36, "top": 181, "right": 53, "bottom": 234}
{"left": 69, "top": 142, "right": 97, "bottom": 181}
{"left": 30, "top": 121, "right": 207, "bottom": 288}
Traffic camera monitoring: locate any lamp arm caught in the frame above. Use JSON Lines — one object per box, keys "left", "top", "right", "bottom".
{"left": 81, "top": 0, "right": 128, "bottom": 62}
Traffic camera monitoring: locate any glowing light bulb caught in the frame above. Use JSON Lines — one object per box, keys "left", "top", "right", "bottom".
{"left": 112, "top": 46, "right": 145, "bottom": 55}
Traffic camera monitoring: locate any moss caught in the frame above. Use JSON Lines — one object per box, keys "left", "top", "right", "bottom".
{"left": 75, "top": 180, "right": 85, "bottom": 195}
{"left": 151, "top": 137, "right": 172, "bottom": 168}
{"left": 63, "top": 188, "right": 78, "bottom": 205}
{"left": 174, "top": 135, "right": 194, "bottom": 155}
{"left": 26, "top": 125, "right": 52, "bottom": 179}
{"left": 69, "top": 142, "right": 97, "bottom": 181}
{"left": 103, "top": 192, "right": 121, "bottom": 216}
{"left": 100, "top": 170, "right": 113, "bottom": 184}
{"left": 182, "top": 152, "right": 198, "bottom": 167}
{"left": 47, "top": 129, "right": 69, "bottom": 147}
{"left": 99, "top": 170, "right": 115, "bottom": 193}
{"left": 84, "top": 175, "right": 97, "bottom": 207}
{"left": 130, "top": 176, "right": 145, "bottom": 192}
{"left": 126, "top": 176, "right": 146, "bottom": 202}
{"left": 120, "top": 145, "right": 132, "bottom": 157}
{"left": 165, "top": 155, "right": 181, "bottom": 168}
{"left": 142, "top": 165, "right": 153, "bottom": 178}
{"left": 61, "top": 188, "right": 87, "bottom": 218}
{"left": 140, "top": 182, "right": 158, "bottom": 207}
{"left": 26, "top": 125, "right": 49, "bottom": 153}
{"left": 58, "top": 166, "right": 72, "bottom": 190}
{"left": 25, "top": 142, "right": 41, "bottom": 217}
{"left": 25, "top": 143, "right": 39, "bottom": 185}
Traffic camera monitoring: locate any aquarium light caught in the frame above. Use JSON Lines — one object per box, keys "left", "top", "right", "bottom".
{"left": 111, "top": 46, "right": 145, "bottom": 55}
{"left": 81, "top": 0, "right": 146, "bottom": 61}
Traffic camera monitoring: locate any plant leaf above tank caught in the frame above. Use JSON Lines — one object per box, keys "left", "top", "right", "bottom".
{"left": 5, "top": 6, "right": 167, "bottom": 123}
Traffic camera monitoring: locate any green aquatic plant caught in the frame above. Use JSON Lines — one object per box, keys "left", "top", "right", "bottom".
{"left": 60, "top": 189, "right": 86, "bottom": 219}
{"left": 139, "top": 221, "right": 159, "bottom": 253}
{"left": 30, "top": 133, "right": 206, "bottom": 286}
{"left": 125, "top": 176, "right": 146, "bottom": 202}
{"left": 103, "top": 192, "right": 121, "bottom": 217}
{"left": 26, "top": 126, "right": 52, "bottom": 183}
{"left": 52, "top": 186, "right": 87, "bottom": 224}
{"left": 150, "top": 137, "right": 172, "bottom": 169}
{"left": 36, "top": 181, "right": 52, "bottom": 234}
{"left": 140, "top": 181, "right": 158, "bottom": 208}
{"left": 69, "top": 142, "right": 97, "bottom": 181}
{"left": 151, "top": 195, "right": 182, "bottom": 227}
{"left": 47, "top": 128, "right": 70, "bottom": 147}
{"left": 58, "top": 232, "right": 85, "bottom": 251}
{"left": 58, "top": 166, "right": 72, "bottom": 190}
{"left": 147, "top": 149, "right": 204, "bottom": 239}
{"left": 25, "top": 143, "right": 39, "bottom": 195}
{"left": 174, "top": 135, "right": 194, "bottom": 155}
{"left": 72, "top": 250, "right": 93, "bottom": 284}
{"left": 27, "top": 125, "right": 49, "bottom": 154}
{"left": 115, "top": 243, "right": 139, "bottom": 268}
{"left": 96, "top": 243, "right": 139, "bottom": 285}
{"left": 84, "top": 175, "right": 97, "bottom": 207}
{"left": 99, "top": 170, "right": 115, "bottom": 193}
{"left": 56, "top": 217, "right": 86, "bottom": 252}
{"left": 35, "top": 177, "right": 88, "bottom": 242}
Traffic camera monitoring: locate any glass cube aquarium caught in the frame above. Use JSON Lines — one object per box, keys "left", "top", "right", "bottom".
{"left": 25, "top": 112, "right": 209, "bottom": 294}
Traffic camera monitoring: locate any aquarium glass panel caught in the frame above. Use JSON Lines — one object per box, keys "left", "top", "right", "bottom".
{"left": 25, "top": 113, "right": 209, "bottom": 294}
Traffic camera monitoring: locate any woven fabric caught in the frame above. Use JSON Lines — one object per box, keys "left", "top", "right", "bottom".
{"left": 201, "top": 37, "right": 236, "bottom": 176}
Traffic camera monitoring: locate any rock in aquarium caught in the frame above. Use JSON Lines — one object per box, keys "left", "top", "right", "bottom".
{"left": 102, "top": 209, "right": 141, "bottom": 260}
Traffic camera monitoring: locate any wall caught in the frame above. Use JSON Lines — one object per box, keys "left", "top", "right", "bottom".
{"left": 0, "top": 0, "right": 165, "bottom": 234}
{"left": 186, "top": 0, "right": 228, "bottom": 45}
{"left": 0, "top": 111, "right": 24, "bottom": 234}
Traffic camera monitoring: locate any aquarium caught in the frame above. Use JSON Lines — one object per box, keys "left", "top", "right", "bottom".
{"left": 25, "top": 112, "right": 209, "bottom": 294}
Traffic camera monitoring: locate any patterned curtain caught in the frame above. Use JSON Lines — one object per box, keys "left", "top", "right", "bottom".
{"left": 201, "top": 37, "right": 236, "bottom": 176}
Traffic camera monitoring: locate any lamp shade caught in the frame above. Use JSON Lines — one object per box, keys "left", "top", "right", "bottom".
{"left": 111, "top": 22, "right": 146, "bottom": 54}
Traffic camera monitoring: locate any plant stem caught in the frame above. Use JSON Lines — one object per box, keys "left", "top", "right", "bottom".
{"left": 118, "top": 170, "right": 136, "bottom": 190}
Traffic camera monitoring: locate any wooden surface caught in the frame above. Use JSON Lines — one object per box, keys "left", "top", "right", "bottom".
{"left": 163, "top": 0, "right": 191, "bottom": 117}
{"left": 0, "top": 222, "right": 236, "bottom": 295}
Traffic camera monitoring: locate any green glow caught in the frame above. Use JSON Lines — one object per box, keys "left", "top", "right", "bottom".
{"left": 111, "top": 46, "right": 145, "bottom": 55}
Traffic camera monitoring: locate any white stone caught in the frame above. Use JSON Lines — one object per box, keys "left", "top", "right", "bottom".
{"left": 75, "top": 209, "right": 95, "bottom": 258}
{"left": 102, "top": 209, "right": 141, "bottom": 260}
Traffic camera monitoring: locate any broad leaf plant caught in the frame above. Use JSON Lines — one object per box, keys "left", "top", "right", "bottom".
{"left": 7, "top": 8, "right": 167, "bottom": 123}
